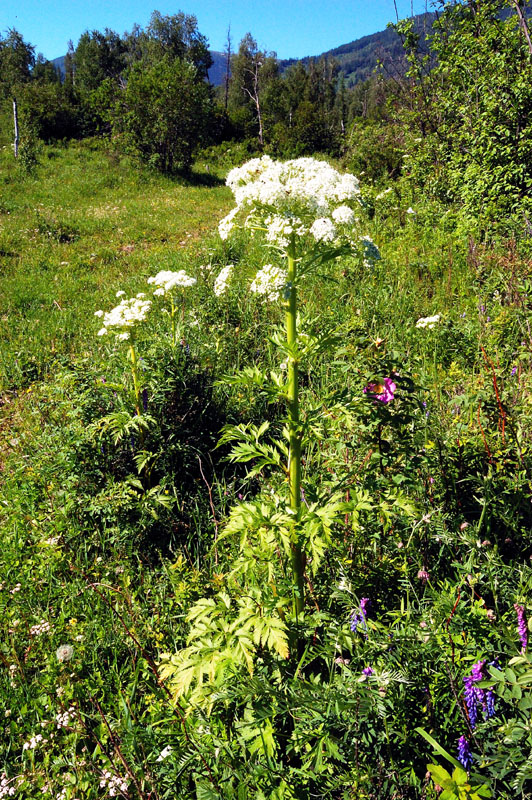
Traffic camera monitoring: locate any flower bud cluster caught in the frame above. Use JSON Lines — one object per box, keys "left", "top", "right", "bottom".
{"left": 99, "top": 770, "right": 129, "bottom": 797}
{"left": 30, "top": 620, "right": 51, "bottom": 636}
{"left": 55, "top": 706, "right": 76, "bottom": 729}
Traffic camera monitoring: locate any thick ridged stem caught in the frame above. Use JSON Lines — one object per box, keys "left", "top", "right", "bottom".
{"left": 129, "top": 341, "right": 142, "bottom": 418}
{"left": 286, "top": 235, "right": 305, "bottom": 615}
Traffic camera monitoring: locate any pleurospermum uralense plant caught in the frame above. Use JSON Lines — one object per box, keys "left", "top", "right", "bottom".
{"left": 158, "top": 157, "right": 399, "bottom": 704}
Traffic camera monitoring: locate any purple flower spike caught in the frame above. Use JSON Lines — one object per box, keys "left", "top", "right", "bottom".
{"left": 350, "top": 611, "right": 361, "bottom": 633}
{"left": 463, "top": 676, "right": 478, "bottom": 729}
{"left": 457, "top": 736, "right": 472, "bottom": 771}
{"left": 515, "top": 604, "right": 528, "bottom": 652}
{"left": 486, "top": 689, "right": 496, "bottom": 718}
{"left": 362, "top": 666, "right": 374, "bottom": 676}
{"left": 350, "top": 598, "right": 370, "bottom": 635}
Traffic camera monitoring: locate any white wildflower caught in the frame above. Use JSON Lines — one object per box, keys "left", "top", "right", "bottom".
{"left": 218, "top": 206, "right": 239, "bottom": 240}
{"left": 95, "top": 296, "right": 151, "bottom": 340}
{"left": 147, "top": 269, "right": 196, "bottom": 293}
{"left": 30, "top": 620, "right": 51, "bottom": 636}
{"left": 224, "top": 157, "right": 360, "bottom": 226}
{"left": 94, "top": 309, "right": 104, "bottom": 318}
{"left": 416, "top": 314, "right": 441, "bottom": 329}
{"left": 115, "top": 290, "right": 126, "bottom": 298}
{"left": 99, "top": 770, "right": 129, "bottom": 798}
{"left": 332, "top": 205, "right": 355, "bottom": 226}
{"left": 406, "top": 207, "right": 415, "bottom": 215}
{"left": 250, "top": 264, "right": 286, "bottom": 302}
{"left": 310, "top": 217, "right": 336, "bottom": 243}
{"left": 214, "top": 264, "right": 234, "bottom": 297}
{"left": 55, "top": 706, "right": 76, "bottom": 729}
{"left": 22, "top": 733, "right": 46, "bottom": 751}
{"left": 0, "top": 773, "right": 15, "bottom": 799}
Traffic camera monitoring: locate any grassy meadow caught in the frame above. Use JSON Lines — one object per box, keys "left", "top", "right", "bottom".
{"left": 1, "top": 140, "right": 532, "bottom": 799}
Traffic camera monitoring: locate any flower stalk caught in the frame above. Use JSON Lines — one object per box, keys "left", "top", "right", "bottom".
{"left": 128, "top": 340, "right": 143, "bottom": 419}
{"left": 285, "top": 234, "right": 305, "bottom": 615}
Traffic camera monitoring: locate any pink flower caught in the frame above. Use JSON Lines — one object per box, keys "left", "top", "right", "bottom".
{"left": 363, "top": 377, "right": 396, "bottom": 403}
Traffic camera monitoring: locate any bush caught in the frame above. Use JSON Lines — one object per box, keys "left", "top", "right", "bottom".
{"left": 115, "top": 55, "right": 213, "bottom": 173}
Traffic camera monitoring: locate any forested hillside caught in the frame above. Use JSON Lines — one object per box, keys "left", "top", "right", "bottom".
{"left": 2, "top": 2, "right": 532, "bottom": 799}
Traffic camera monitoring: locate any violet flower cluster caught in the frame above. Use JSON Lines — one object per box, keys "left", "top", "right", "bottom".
{"left": 515, "top": 604, "right": 528, "bottom": 652}
{"left": 457, "top": 735, "right": 472, "bottom": 771}
{"left": 350, "top": 597, "right": 370, "bottom": 634}
{"left": 463, "top": 659, "right": 498, "bottom": 731}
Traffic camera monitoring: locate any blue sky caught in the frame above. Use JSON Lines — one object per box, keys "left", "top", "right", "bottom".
{"left": 0, "top": 0, "right": 431, "bottom": 62}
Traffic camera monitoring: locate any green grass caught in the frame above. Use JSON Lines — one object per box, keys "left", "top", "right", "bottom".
{"left": 0, "top": 138, "right": 233, "bottom": 391}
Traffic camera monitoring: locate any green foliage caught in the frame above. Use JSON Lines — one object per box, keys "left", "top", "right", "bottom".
{"left": 397, "top": 1, "right": 532, "bottom": 222}
{"left": 116, "top": 55, "right": 213, "bottom": 173}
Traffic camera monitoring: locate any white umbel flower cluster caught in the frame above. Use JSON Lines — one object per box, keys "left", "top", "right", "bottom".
{"left": 214, "top": 264, "right": 234, "bottom": 297}
{"left": 95, "top": 294, "right": 151, "bottom": 341}
{"left": 250, "top": 264, "right": 286, "bottom": 302}
{"left": 332, "top": 205, "right": 356, "bottom": 225}
{"left": 309, "top": 217, "right": 336, "bottom": 243}
{"left": 416, "top": 314, "right": 441, "bottom": 329}
{"left": 147, "top": 269, "right": 197, "bottom": 296}
{"left": 263, "top": 214, "right": 305, "bottom": 249}
{"left": 219, "top": 156, "right": 361, "bottom": 242}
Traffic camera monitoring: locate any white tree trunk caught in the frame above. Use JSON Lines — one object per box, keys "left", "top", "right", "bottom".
{"left": 13, "top": 98, "right": 19, "bottom": 158}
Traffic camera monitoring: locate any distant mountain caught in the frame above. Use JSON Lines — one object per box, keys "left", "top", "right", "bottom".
{"left": 208, "top": 51, "right": 228, "bottom": 86}
{"left": 279, "top": 12, "right": 436, "bottom": 87}
{"left": 52, "top": 55, "right": 66, "bottom": 78}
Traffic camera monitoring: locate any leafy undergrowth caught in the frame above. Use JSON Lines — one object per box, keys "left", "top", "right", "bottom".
{"left": 1, "top": 145, "right": 532, "bottom": 800}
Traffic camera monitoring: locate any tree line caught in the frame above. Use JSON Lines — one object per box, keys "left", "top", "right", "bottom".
{"left": 3, "top": 0, "right": 532, "bottom": 225}
{"left": 0, "top": 11, "right": 375, "bottom": 172}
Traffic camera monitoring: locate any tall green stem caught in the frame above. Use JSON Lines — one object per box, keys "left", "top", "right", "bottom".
{"left": 170, "top": 295, "right": 177, "bottom": 347}
{"left": 286, "top": 235, "right": 305, "bottom": 615}
{"left": 129, "top": 341, "right": 142, "bottom": 418}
